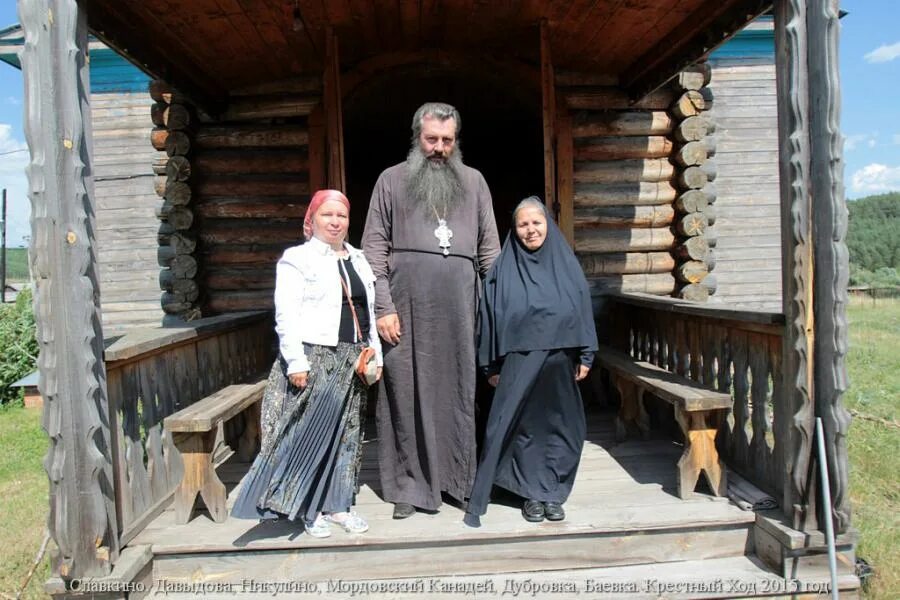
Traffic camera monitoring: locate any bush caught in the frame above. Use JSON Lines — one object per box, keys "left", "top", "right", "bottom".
{"left": 0, "top": 288, "right": 38, "bottom": 405}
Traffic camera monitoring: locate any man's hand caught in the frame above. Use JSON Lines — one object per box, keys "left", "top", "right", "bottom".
{"left": 488, "top": 374, "right": 500, "bottom": 387}
{"left": 575, "top": 364, "right": 590, "bottom": 382}
{"left": 289, "top": 371, "right": 309, "bottom": 389}
{"left": 377, "top": 314, "right": 402, "bottom": 345}
{"left": 375, "top": 367, "right": 383, "bottom": 383}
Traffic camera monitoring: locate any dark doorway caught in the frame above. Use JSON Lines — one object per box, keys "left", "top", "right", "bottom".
{"left": 342, "top": 61, "right": 544, "bottom": 246}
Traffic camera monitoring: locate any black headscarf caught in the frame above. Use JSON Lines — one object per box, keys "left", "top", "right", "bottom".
{"left": 477, "top": 199, "right": 598, "bottom": 368}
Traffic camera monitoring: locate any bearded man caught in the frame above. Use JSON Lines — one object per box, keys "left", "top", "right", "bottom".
{"left": 362, "top": 102, "right": 501, "bottom": 519}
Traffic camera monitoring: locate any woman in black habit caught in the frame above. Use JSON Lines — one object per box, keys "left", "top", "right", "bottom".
{"left": 465, "top": 197, "right": 598, "bottom": 527}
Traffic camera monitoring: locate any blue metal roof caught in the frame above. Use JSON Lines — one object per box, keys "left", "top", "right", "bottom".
{"left": 0, "top": 25, "right": 150, "bottom": 93}
{"left": 709, "top": 16, "right": 775, "bottom": 61}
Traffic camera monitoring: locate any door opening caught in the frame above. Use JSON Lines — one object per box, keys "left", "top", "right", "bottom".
{"left": 342, "top": 61, "right": 544, "bottom": 246}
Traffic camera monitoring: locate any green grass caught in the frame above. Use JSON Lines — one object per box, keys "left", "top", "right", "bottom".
{"left": 845, "top": 298, "right": 900, "bottom": 599}
{"left": 3, "top": 247, "right": 29, "bottom": 282}
{"left": 0, "top": 404, "right": 51, "bottom": 600}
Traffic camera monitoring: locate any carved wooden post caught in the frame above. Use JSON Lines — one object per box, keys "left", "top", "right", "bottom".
{"left": 19, "top": 0, "right": 119, "bottom": 579}
{"left": 774, "top": 0, "right": 851, "bottom": 534}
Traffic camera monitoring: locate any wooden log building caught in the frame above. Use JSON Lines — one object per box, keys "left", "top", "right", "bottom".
{"left": 12, "top": 0, "right": 857, "bottom": 597}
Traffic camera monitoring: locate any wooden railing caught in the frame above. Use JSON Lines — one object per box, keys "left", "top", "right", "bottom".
{"left": 604, "top": 293, "right": 787, "bottom": 503}
{"left": 103, "top": 312, "right": 275, "bottom": 545}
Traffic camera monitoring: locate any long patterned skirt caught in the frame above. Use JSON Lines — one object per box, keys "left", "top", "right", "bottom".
{"left": 231, "top": 341, "right": 368, "bottom": 525}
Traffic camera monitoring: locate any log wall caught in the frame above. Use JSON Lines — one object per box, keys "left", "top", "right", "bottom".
{"left": 154, "top": 79, "right": 321, "bottom": 318}
{"left": 705, "top": 60, "right": 782, "bottom": 310}
{"left": 93, "top": 90, "right": 167, "bottom": 335}
{"left": 561, "top": 69, "right": 720, "bottom": 308}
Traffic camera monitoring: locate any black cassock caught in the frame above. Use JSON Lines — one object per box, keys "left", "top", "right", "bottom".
{"left": 466, "top": 200, "right": 598, "bottom": 526}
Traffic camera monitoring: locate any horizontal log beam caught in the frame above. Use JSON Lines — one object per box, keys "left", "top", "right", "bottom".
{"left": 674, "top": 115, "right": 715, "bottom": 142}
{"left": 674, "top": 236, "right": 710, "bottom": 261}
{"left": 674, "top": 141, "right": 710, "bottom": 167}
{"left": 196, "top": 178, "right": 310, "bottom": 197}
{"left": 195, "top": 198, "right": 309, "bottom": 219}
{"left": 574, "top": 227, "right": 675, "bottom": 253}
{"left": 588, "top": 273, "right": 677, "bottom": 296}
{"left": 572, "top": 111, "right": 673, "bottom": 138}
{"left": 673, "top": 64, "right": 712, "bottom": 91}
{"left": 194, "top": 126, "right": 309, "bottom": 150}
{"left": 674, "top": 189, "right": 711, "bottom": 213}
{"left": 676, "top": 212, "right": 709, "bottom": 237}
{"left": 193, "top": 152, "right": 309, "bottom": 176}
{"left": 574, "top": 182, "right": 678, "bottom": 207}
{"left": 202, "top": 267, "right": 276, "bottom": 291}
{"left": 574, "top": 159, "right": 675, "bottom": 184}
{"left": 575, "top": 136, "right": 674, "bottom": 161}
{"left": 676, "top": 261, "right": 710, "bottom": 284}
{"left": 678, "top": 283, "right": 710, "bottom": 302}
{"left": 200, "top": 246, "right": 285, "bottom": 266}
{"left": 574, "top": 205, "right": 674, "bottom": 228}
{"left": 577, "top": 251, "right": 675, "bottom": 276}
{"left": 198, "top": 223, "right": 303, "bottom": 246}
{"left": 223, "top": 96, "right": 319, "bottom": 121}
{"left": 670, "top": 90, "right": 712, "bottom": 119}
{"left": 205, "top": 290, "right": 274, "bottom": 313}
{"left": 565, "top": 88, "right": 675, "bottom": 110}
{"left": 229, "top": 77, "right": 322, "bottom": 97}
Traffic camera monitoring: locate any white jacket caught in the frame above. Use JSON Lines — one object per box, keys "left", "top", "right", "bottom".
{"left": 274, "top": 236, "right": 383, "bottom": 375}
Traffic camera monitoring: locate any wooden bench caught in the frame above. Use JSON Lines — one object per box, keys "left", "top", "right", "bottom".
{"left": 596, "top": 346, "right": 732, "bottom": 499}
{"left": 164, "top": 378, "right": 267, "bottom": 524}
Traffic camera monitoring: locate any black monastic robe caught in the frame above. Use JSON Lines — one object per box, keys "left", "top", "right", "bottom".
{"left": 362, "top": 161, "right": 500, "bottom": 510}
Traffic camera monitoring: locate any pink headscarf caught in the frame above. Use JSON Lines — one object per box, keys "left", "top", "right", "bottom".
{"left": 303, "top": 189, "right": 350, "bottom": 241}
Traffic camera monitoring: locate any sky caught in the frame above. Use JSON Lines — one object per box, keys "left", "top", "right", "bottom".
{"left": 0, "top": 0, "right": 898, "bottom": 247}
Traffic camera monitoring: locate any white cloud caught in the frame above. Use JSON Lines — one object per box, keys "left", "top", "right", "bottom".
{"left": 864, "top": 41, "right": 900, "bottom": 63}
{"left": 850, "top": 163, "right": 900, "bottom": 195}
{"left": 0, "top": 123, "right": 31, "bottom": 247}
{"left": 845, "top": 132, "right": 878, "bottom": 152}
{"left": 5, "top": 96, "right": 21, "bottom": 106}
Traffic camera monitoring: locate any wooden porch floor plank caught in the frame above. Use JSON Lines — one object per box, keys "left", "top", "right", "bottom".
{"left": 131, "top": 411, "right": 752, "bottom": 555}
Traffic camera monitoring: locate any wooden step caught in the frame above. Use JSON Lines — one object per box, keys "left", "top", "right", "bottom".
{"left": 145, "top": 555, "right": 861, "bottom": 599}
{"left": 148, "top": 481, "right": 754, "bottom": 582}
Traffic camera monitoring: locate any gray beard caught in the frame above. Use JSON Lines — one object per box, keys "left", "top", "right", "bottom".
{"left": 406, "top": 145, "right": 465, "bottom": 218}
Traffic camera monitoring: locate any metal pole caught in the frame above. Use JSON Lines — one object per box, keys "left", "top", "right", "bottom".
{"left": 815, "top": 417, "right": 840, "bottom": 600}
{"left": 1, "top": 188, "right": 6, "bottom": 303}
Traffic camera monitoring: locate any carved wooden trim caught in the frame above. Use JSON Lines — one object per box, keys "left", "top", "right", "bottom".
{"left": 775, "top": 0, "right": 851, "bottom": 533}
{"left": 775, "top": 0, "right": 817, "bottom": 531}
{"left": 806, "top": 0, "right": 852, "bottom": 534}
{"left": 20, "top": 0, "right": 119, "bottom": 578}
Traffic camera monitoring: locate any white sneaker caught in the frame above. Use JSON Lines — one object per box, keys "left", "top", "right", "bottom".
{"left": 324, "top": 511, "right": 369, "bottom": 534}
{"left": 305, "top": 515, "right": 331, "bottom": 538}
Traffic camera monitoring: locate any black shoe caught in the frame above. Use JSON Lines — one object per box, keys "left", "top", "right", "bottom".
{"left": 543, "top": 502, "right": 565, "bottom": 521}
{"left": 392, "top": 502, "right": 416, "bottom": 519}
{"left": 521, "top": 500, "right": 545, "bottom": 522}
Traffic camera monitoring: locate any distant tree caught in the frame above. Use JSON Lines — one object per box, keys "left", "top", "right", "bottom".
{"left": 846, "top": 192, "right": 900, "bottom": 284}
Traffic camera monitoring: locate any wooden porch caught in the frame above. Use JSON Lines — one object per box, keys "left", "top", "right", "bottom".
{"left": 106, "top": 409, "right": 832, "bottom": 598}
{"left": 45, "top": 302, "right": 858, "bottom": 598}
{"left": 18, "top": 0, "right": 859, "bottom": 596}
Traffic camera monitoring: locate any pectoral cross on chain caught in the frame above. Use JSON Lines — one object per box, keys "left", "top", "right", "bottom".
{"left": 434, "top": 218, "right": 453, "bottom": 256}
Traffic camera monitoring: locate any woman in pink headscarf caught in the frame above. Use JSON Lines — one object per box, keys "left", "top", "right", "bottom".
{"left": 232, "top": 190, "right": 382, "bottom": 538}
